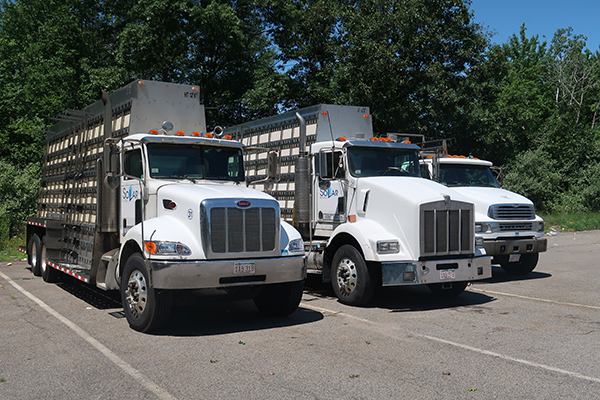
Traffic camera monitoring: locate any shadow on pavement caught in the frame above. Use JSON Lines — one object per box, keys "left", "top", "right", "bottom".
{"left": 55, "top": 274, "right": 324, "bottom": 336}
{"left": 476, "top": 266, "right": 552, "bottom": 285}
{"left": 303, "top": 273, "right": 496, "bottom": 313}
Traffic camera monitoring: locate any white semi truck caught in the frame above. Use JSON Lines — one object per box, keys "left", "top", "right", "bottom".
{"left": 418, "top": 143, "right": 547, "bottom": 275}
{"left": 224, "top": 105, "right": 492, "bottom": 306}
{"left": 24, "top": 80, "right": 306, "bottom": 332}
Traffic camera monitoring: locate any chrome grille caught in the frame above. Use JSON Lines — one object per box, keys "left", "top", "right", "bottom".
{"left": 201, "top": 198, "right": 279, "bottom": 259}
{"left": 488, "top": 204, "right": 535, "bottom": 220}
{"left": 421, "top": 200, "right": 474, "bottom": 258}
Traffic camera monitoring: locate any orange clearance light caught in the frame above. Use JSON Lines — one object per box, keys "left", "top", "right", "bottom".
{"left": 364, "top": 115, "right": 370, "bottom": 118}
{"left": 348, "top": 215, "right": 357, "bottom": 223}
{"left": 224, "top": 135, "right": 233, "bottom": 140}
{"left": 150, "top": 129, "right": 159, "bottom": 135}
{"left": 322, "top": 112, "right": 328, "bottom": 116}
{"left": 192, "top": 87, "right": 199, "bottom": 91}
{"left": 177, "top": 131, "right": 185, "bottom": 136}
{"left": 383, "top": 138, "right": 392, "bottom": 142}
{"left": 371, "top": 137, "right": 378, "bottom": 141}
{"left": 205, "top": 133, "right": 213, "bottom": 138}
{"left": 145, "top": 241, "right": 157, "bottom": 254}
{"left": 459, "top": 155, "right": 466, "bottom": 158}
{"left": 192, "top": 132, "right": 201, "bottom": 137}
{"left": 139, "top": 81, "right": 145, "bottom": 85}
{"left": 336, "top": 137, "right": 347, "bottom": 141}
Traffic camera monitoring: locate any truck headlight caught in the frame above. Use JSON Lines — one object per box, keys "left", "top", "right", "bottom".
{"left": 537, "top": 222, "right": 544, "bottom": 232}
{"left": 287, "top": 238, "right": 304, "bottom": 254}
{"left": 145, "top": 241, "right": 192, "bottom": 256}
{"left": 475, "top": 223, "right": 491, "bottom": 233}
{"left": 475, "top": 236, "right": 485, "bottom": 249}
{"left": 377, "top": 241, "right": 399, "bottom": 254}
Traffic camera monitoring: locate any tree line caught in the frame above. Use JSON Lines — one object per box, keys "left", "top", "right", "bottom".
{"left": 1, "top": 0, "right": 599, "bottom": 242}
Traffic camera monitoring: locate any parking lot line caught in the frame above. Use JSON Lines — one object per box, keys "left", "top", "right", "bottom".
{"left": 0, "top": 272, "right": 178, "bottom": 400}
{"left": 302, "top": 301, "right": 600, "bottom": 385}
{"left": 470, "top": 288, "right": 600, "bottom": 310}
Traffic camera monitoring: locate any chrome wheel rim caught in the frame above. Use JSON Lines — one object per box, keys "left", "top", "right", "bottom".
{"left": 125, "top": 271, "right": 148, "bottom": 318}
{"left": 336, "top": 258, "right": 357, "bottom": 295}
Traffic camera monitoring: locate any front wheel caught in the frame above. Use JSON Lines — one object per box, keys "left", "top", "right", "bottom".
{"left": 254, "top": 281, "right": 303, "bottom": 317}
{"left": 121, "top": 254, "right": 172, "bottom": 333}
{"left": 497, "top": 253, "right": 539, "bottom": 275}
{"left": 330, "top": 245, "right": 374, "bottom": 306}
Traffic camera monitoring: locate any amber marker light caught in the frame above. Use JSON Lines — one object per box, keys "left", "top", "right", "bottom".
{"left": 145, "top": 241, "right": 157, "bottom": 254}
{"left": 348, "top": 215, "right": 357, "bottom": 223}
{"left": 205, "top": 133, "right": 213, "bottom": 138}
{"left": 177, "top": 131, "right": 185, "bottom": 136}
{"left": 150, "top": 129, "right": 158, "bottom": 135}
{"left": 192, "top": 132, "right": 201, "bottom": 137}
{"left": 224, "top": 135, "right": 232, "bottom": 140}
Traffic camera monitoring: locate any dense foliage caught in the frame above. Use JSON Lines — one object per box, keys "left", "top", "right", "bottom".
{"left": 0, "top": 0, "right": 599, "bottom": 246}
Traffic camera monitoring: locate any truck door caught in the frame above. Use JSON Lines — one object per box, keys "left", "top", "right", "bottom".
{"left": 315, "top": 149, "right": 345, "bottom": 229}
{"left": 120, "top": 147, "right": 144, "bottom": 237}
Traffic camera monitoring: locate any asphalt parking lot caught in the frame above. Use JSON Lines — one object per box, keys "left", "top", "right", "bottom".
{"left": 1, "top": 230, "right": 599, "bottom": 399}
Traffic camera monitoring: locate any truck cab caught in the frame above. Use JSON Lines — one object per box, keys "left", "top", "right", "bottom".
{"left": 420, "top": 155, "right": 547, "bottom": 275}
{"left": 226, "top": 104, "right": 492, "bottom": 306}
{"left": 25, "top": 80, "right": 306, "bottom": 332}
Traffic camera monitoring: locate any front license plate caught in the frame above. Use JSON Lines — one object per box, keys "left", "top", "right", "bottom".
{"left": 440, "top": 269, "right": 456, "bottom": 280}
{"left": 234, "top": 262, "right": 255, "bottom": 274}
{"left": 509, "top": 254, "right": 521, "bottom": 262}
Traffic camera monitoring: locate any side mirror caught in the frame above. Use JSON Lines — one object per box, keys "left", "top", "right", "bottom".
{"left": 103, "top": 139, "right": 120, "bottom": 189}
{"left": 266, "top": 150, "right": 278, "bottom": 180}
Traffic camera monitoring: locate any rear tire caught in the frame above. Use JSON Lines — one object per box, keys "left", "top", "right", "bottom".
{"left": 121, "top": 253, "right": 172, "bottom": 333}
{"left": 428, "top": 281, "right": 469, "bottom": 297}
{"left": 330, "top": 245, "right": 374, "bottom": 306}
{"left": 28, "top": 234, "right": 42, "bottom": 276}
{"left": 497, "top": 253, "right": 539, "bottom": 275}
{"left": 40, "top": 236, "right": 59, "bottom": 283}
{"left": 254, "top": 281, "right": 303, "bottom": 317}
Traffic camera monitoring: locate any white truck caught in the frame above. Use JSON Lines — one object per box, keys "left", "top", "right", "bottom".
{"left": 24, "top": 80, "right": 306, "bottom": 332}
{"left": 224, "top": 105, "right": 491, "bottom": 306}
{"left": 418, "top": 142, "right": 547, "bottom": 275}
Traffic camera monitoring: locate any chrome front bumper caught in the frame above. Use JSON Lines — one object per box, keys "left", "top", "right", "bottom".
{"left": 484, "top": 237, "right": 547, "bottom": 256}
{"left": 148, "top": 255, "right": 305, "bottom": 289}
{"left": 381, "top": 256, "right": 492, "bottom": 286}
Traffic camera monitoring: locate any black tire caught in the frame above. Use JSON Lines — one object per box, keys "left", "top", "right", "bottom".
{"left": 121, "top": 253, "right": 172, "bottom": 333}
{"left": 40, "top": 236, "right": 59, "bottom": 283}
{"left": 330, "top": 244, "right": 374, "bottom": 306}
{"left": 254, "top": 281, "right": 303, "bottom": 317}
{"left": 428, "top": 281, "right": 469, "bottom": 297}
{"left": 28, "top": 234, "right": 42, "bottom": 276}
{"left": 497, "top": 253, "right": 539, "bottom": 275}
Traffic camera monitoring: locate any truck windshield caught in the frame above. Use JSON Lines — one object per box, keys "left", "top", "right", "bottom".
{"left": 439, "top": 165, "right": 499, "bottom": 188}
{"left": 347, "top": 147, "right": 420, "bottom": 177}
{"left": 146, "top": 143, "right": 244, "bottom": 182}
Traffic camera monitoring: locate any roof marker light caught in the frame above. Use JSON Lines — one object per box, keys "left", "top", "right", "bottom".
{"left": 224, "top": 135, "right": 233, "bottom": 140}
{"left": 177, "top": 131, "right": 185, "bottom": 136}
{"left": 192, "top": 132, "right": 201, "bottom": 137}
{"left": 371, "top": 137, "right": 378, "bottom": 141}
{"left": 336, "top": 137, "right": 347, "bottom": 141}
{"left": 150, "top": 129, "right": 158, "bottom": 135}
{"left": 205, "top": 133, "right": 213, "bottom": 138}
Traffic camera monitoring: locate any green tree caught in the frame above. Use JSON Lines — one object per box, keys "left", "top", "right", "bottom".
{"left": 460, "top": 24, "right": 552, "bottom": 166}
{"left": 336, "top": 0, "right": 488, "bottom": 138}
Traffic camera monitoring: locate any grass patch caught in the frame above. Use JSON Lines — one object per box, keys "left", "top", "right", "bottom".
{"left": 540, "top": 212, "right": 600, "bottom": 233}
{"left": 0, "top": 235, "right": 26, "bottom": 262}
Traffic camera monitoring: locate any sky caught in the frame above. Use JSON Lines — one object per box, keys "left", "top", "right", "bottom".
{"left": 469, "top": 0, "right": 600, "bottom": 52}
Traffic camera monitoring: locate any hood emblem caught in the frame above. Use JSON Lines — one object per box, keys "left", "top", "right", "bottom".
{"left": 237, "top": 200, "right": 251, "bottom": 208}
